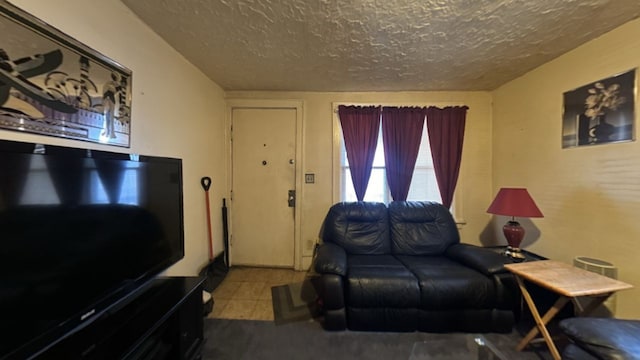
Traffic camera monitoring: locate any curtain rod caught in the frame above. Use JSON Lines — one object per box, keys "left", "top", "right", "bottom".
{"left": 332, "top": 105, "right": 469, "bottom": 114}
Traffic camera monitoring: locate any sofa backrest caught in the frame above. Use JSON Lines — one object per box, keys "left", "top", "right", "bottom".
{"left": 388, "top": 201, "right": 460, "bottom": 255}
{"left": 321, "top": 202, "right": 390, "bottom": 255}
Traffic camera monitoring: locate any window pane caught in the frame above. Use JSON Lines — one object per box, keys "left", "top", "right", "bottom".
{"left": 365, "top": 168, "right": 387, "bottom": 202}
{"left": 342, "top": 167, "right": 388, "bottom": 203}
{"left": 407, "top": 127, "right": 441, "bottom": 203}
{"left": 415, "top": 128, "right": 433, "bottom": 167}
{"left": 371, "top": 132, "right": 385, "bottom": 167}
{"left": 407, "top": 168, "right": 441, "bottom": 202}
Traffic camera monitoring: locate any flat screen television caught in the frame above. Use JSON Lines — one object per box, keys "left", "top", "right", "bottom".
{"left": 0, "top": 139, "right": 185, "bottom": 359}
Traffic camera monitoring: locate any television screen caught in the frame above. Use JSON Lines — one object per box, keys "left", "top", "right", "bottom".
{"left": 0, "top": 139, "right": 184, "bottom": 358}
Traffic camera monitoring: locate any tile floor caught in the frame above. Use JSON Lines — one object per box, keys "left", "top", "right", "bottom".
{"left": 208, "top": 267, "right": 308, "bottom": 321}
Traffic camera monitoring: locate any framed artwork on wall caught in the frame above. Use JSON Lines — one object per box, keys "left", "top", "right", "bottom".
{"left": 562, "top": 68, "right": 636, "bottom": 149}
{"left": 0, "top": 0, "right": 132, "bottom": 147}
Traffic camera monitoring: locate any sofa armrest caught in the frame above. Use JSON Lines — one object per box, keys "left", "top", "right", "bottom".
{"left": 445, "top": 243, "right": 509, "bottom": 276}
{"left": 314, "top": 243, "right": 347, "bottom": 276}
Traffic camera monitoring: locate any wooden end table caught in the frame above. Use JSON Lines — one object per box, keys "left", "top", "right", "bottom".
{"left": 504, "top": 260, "right": 633, "bottom": 360}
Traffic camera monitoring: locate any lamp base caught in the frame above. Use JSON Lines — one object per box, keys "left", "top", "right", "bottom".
{"left": 502, "top": 220, "right": 526, "bottom": 261}
{"left": 503, "top": 246, "right": 526, "bottom": 261}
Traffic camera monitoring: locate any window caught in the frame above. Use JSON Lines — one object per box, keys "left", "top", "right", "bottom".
{"left": 340, "top": 124, "right": 442, "bottom": 204}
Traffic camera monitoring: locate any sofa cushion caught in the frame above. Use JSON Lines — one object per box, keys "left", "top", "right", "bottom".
{"left": 322, "top": 202, "right": 390, "bottom": 255}
{"left": 396, "top": 255, "right": 495, "bottom": 309}
{"left": 560, "top": 317, "right": 640, "bottom": 359}
{"left": 388, "top": 201, "right": 459, "bottom": 255}
{"left": 347, "top": 255, "right": 419, "bottom": 308}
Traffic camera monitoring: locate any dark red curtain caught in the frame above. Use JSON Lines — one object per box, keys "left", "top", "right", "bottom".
{"left": 338, "top": 105, "right": 381, "bottom": 201}
{"left": 426, "top": 106, "right": 468, "bottom": 208}
{"left": 381, "top": 106, "right": 426, "bottom": 201}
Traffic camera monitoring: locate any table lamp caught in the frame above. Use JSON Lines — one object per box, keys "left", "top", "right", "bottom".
{"left": 487, "top": 188, "right": 543, "bottom": 259}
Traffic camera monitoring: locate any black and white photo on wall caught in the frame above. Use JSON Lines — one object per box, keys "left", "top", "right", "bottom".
{"left": 562, "top": 68, "right": 636, "bottom": 149}
{"left": 0, "top": 0, "right": 132, "bottom": 147}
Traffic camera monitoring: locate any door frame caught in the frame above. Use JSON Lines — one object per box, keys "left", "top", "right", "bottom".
{"left": 226, "top": 99, "right": 305, "bottom": 270}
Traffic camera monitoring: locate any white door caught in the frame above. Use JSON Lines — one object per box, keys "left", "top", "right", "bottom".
{"left": 231, "top": 108, "right": 297, "bottom": 267}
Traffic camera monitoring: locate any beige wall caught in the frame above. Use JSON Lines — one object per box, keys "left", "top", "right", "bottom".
{"left": 3, "top": 0, "right": 227, "bottom": 276}
{"left": 492, "top": 18, "right": 640, "bottom": 317}
{"left": 226, "top": 91, "right": 496, "bottom": 266}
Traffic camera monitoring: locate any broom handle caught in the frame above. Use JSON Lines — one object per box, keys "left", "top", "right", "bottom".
{"left": 201, "top": 177, "right": 213, "bottom": 260}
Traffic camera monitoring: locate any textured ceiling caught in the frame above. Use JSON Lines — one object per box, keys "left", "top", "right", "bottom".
{"left": 121, "top": 0, "right": 640, "bottom": 92}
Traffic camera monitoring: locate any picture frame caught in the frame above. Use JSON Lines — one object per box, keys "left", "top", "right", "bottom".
{"left": 562, "top": 69, "right": 636, "bottom": 148}
{"left": 0, "top": 0, "right": 132, "bottom": 147}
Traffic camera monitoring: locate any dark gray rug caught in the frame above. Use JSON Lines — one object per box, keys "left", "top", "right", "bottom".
{"left": 202, "top": 318, "right": 552, "bottom": 360}
{"left": 271, "top": 280, "right": 320, "bottom": 325}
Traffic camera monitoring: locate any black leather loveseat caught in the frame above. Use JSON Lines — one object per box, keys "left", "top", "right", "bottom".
{"left": 314, "top": 201, "right": 516, "bottom": 332}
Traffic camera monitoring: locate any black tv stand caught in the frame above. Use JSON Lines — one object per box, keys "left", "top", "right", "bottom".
{"left": 33, "top": 277, "right": 205, "bottom": 360}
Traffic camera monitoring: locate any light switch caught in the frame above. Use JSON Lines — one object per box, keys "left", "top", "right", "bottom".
{"left": 305, "top": 173, "right": 315, "bottom": 184}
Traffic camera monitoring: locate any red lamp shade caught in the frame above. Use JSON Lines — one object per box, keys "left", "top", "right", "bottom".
{"left": 487, "top": 188, "right": 543, "bottom": 257}
{"left": 486, "top": 188, "right": 543, "bottom": 218}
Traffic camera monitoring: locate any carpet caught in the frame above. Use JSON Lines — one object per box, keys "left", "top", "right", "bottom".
{"left": 202, "top": 319, "right": 552, "bottom": 360}
{"left": 271, "top": 279, "right": 320, "bottom": 325}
